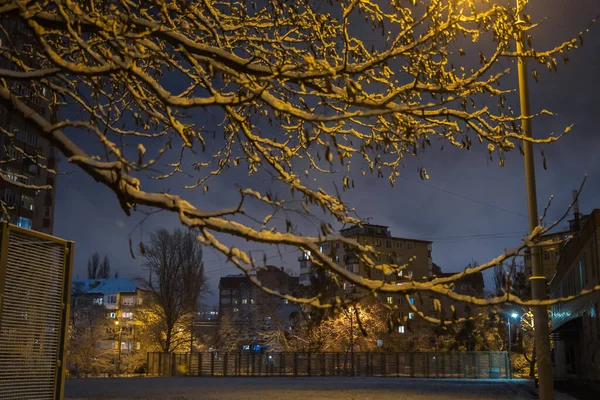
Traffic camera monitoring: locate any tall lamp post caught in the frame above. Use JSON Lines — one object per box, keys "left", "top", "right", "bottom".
{"left": 349, "top": 307, "right": 354, "bottom": 376}
{"left": 514, "top": 1, "right": 554, "bottom": 398}
{"left": 114, "top": 320, "right": 123, "bottom": 377}
{"left": 507, "top": 312, "right": 520, "bottom": 379}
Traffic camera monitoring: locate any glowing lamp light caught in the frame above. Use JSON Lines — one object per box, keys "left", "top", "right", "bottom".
{"left": 511, "top": 312, "right": 519, "bottom": 319}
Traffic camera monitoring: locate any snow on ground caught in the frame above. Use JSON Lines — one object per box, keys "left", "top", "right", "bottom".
{"left": 65, "top": 377, "right": 577, "bottom": 400}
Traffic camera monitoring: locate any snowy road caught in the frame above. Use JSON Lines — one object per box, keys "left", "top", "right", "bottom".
{"left": 65, "top": 377, "right": 577, "bottom": 400}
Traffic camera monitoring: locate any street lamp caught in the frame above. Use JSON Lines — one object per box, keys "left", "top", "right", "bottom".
{"left": 114, "top": 320, "right": 123, "bottom": 377}
{"left": 507, "top": 312, "right": 520, "bottom": 379}
{"left": 348, "top": 307, "right": 355, "bottom": 377}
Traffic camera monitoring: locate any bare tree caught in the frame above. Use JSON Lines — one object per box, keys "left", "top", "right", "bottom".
{"left": 87, "top": 252, "right": 101, "bottom": 280}
{"left": 0, "top": 1, "right": 598, "bottom": 318}
{"left": 87, "top": 252, "right": 113, "bottom": 279}
{"left": 142, "top": 228, "right": 207, "bottom": 352}
{"left": 99, "top": 255, "right": 111, "bottom": 279}
{"left": 68, "top": 297, "right": 114, "bottom": 377}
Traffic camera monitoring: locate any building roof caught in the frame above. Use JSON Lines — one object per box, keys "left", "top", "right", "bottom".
{"left": 339, "top": 223, "right": 432, "bottom": 243}
{"left": 71, "top": 278, "right": 141, "bottom": 295}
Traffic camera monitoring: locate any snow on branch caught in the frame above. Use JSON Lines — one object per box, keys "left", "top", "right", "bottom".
{"left": 0, "top": 0, "right": 597, "bottom": 313}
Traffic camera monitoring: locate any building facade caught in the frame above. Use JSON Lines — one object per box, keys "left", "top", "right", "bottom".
{"left": 299, "top": 224, "right": 433, "bottom": 286}
{"left": 0, "top": 20, "right": 57, "bottom": 234}
{"left": 549, "top": 209, "right": 600, "bottom": 382}
{"left": 524, "top": 191, "right": 588, "bottom": 280}
{"left": 217, "top": 266, "right": 300, "bottom": 350}
{"left": 70, "top": 279, "right": 146, "bottom": 369}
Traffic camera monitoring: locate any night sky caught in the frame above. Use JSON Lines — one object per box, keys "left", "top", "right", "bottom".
{"left": 54, "top": 0, "right": 600, "bottom": 306}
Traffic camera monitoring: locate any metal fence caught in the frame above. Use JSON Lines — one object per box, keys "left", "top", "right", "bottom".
{"left": 147, "top": 351, "right": 509, "bottom": 379}
{"left": 0, "top": 223, "right": 74, "bottom": 400}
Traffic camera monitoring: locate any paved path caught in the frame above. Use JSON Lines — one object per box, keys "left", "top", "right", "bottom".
{"left": 65, "top": 377, "right": 577, "bottom": 400}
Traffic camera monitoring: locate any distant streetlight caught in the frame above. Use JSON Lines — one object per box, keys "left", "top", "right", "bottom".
{"left": 507, "top": 312, "right": 520, "bottom": 379}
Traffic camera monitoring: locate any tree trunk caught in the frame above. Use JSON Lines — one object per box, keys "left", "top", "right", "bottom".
{"left": 529, "top": 349, "right": 536, "bottom": 378}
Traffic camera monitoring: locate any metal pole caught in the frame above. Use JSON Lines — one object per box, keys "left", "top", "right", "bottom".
{"left": 189, "top": 317, "right": 194, "bottom": 374}
{"left": 350, "top": 310, "right": 354, "bottom": 376}
{"left": 515, "top": 3, "right": 554, "bottom": 398}
{"left": 116, "top": 326, "right": 123, "bottom": 376}
{"left": 508, "top": 318, "right": 512, "bottom": 379}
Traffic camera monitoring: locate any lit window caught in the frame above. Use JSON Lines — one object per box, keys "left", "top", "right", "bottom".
{"left": 250, "top": 298, "right": 255, "bottom": 304}
{"left": 122, "top": 297, "right": 135, "bottom": 306}
{"left": 109, "top": 312, "right": 116, "bottom": 318}
{"left": 233, "top": 308, "right": 239, "bottom": 313}
{"left": 387, "top": 296, "right": 394, "bottom": 304}
{"left": 242, "top": 299, "right": 248, "bottom": 304}
{"left": 283, "top": 299, "right": 289, "bottom": 304}
{"left": 398, "top": 326, "right": 405, "bottom": 334}
{"left": 122, "top": 312, "right": 133, "bottom": 318}
{"left": 408, "top": 312, "right": 415, "bottom": 320}
{"left": 409, "top": 298, "right": 415, "bottom": 305}
{"left": 107, "top": 295, "right": 117, "bottom": 304}
{"left": 93, "top": 297, "right": 103, "bottom": 305}
{"left": 16, "top": 216, "right": 32, "bottom": 229}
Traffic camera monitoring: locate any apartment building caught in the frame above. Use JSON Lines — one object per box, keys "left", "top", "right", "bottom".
{"left": 0, "top": 20, "right": 58, "bottom": 234}
{"left": 524, "top": 191, "right": 588, "bottom": 280}
{"left": 549, "top": 209, "right": 600, "bottom": 382}
{"left": 298, "top": 224, "right": 434, "bottom": 338}
{"left": 71, "top": 278, "right": 146, "bottom": 354}
{"left": 299, "top": 224, "right": 433, "bottom": 286}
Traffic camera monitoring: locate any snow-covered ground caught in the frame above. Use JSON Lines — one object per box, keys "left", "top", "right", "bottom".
{"left": 65, "top": 377, "right": 577, "bottom": 400}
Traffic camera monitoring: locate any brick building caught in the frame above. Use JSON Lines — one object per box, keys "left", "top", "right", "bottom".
{"left": 549, "top": 209, "right": 600, "bottom": 382}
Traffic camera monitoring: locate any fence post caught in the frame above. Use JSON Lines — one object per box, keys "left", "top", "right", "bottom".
{"left": 442, "top": 353, "right": 446, "bottom": 377}
{"left": 258, "top": 354, "right": 262, "bottom": 376}
{"left": 307, "top": 352, "right": 312, "bottom": 376}
{"left": 396, "top": 353, "right": 400, "bottom": 377}
{"left": 335, "top": 353, "right": 340, "bottom": 376}
{"left": 409, "top": 353, "right": 415, "bottom": 378}
{"left": 293, "top": 353, "right": 298, "bottom": 376}
{"left": 382, "top": 353, "right": 386, "bottom": 377}
{"left": 425, "top": 353, "right": 429, "bottom": 378}
{"left": 457, "top": 353, "right": 462, "bottom": 378}
{"left": 198, "top": 353, "right": 203, "bottom": 377}
{"left": 211, "top": 352, "right": 215, "bottom": 376}
{"left": 171, "top": 353, "right": 177, "bottom": 376}
{"left": 505, "top": 352, "right": 509, "bottom": 379}
{"left": 224, "top": 353, "right": 228, "bottom": 376}
{"left": 251, "top": 352, "right": 256, "bottom": 376}
{"left": 146, "top": 353, "right": 150, "bottom": 376}
{"left": 321, "top": 353, "right": 326, "bottom": 376}
{"left": 476, "top": 353, "right": 480, "bottom": 379}
{"left": 280, "top": 353, "right": 284, "bottom": 376}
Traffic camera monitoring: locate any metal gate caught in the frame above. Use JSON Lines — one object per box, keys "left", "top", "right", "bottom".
{"left": 0, "top": 223, "right": 74, "bottom": 400}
